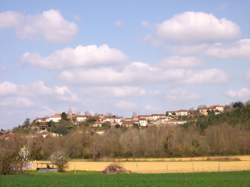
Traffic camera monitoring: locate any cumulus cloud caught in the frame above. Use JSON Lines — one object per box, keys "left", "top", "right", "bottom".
{"left": 184, "top": 69, "right": 228, "bottom": 84}
{"left": 22, "top": 44, "right": 127, "bottom": 69}
{"left": 59, "top": 61, "right": 228, "bottom": 85}
{"left": 206, "top": 39, "right": 250, "bottom": 59}
{"left": 83, "top": 86, "right": 146, "bottom": 97}
{"left": 151, "top": 11, "right": 239, "bottom": 44}
{"left": 166, "top": 88, "right": 200, "bottom": 102}
{"left": 0, "top": 81, "right": 17, "bottom": 96}
{"left": 115, "top": 100, "right": 137, "bottom": 111}
{"left": 0, "top": 81, "right": 77, "bottom": 101}
{"left": 59, "top": 62, "right": 182, "bottom": 85}
{"left": 226, "top": 88, "right": 250, "bottom": 99}
{"left": 0, "top": 97, "right": 33, "bottom": 108}
{"left": 160, "top": 56, "right": 202, "bottom": 68}
{"left": 0, "top": 9, "right": 78, "bottom": 43}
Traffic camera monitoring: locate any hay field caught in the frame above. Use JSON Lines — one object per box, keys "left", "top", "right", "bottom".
{"left": 30, "top": 155, "right": 250, "bottom": 173}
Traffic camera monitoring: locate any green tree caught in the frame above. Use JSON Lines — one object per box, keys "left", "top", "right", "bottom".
{"left": 61, "top": 112, "right": 68, "bottom": 121}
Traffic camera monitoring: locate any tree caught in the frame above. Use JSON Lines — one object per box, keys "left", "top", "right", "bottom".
{"left": 18, "top": 145, "right": 30, "bottom": 172}
{"left": 50, "top": 151, "right": 68, "bottom": 172}
{"left": 61, "top": 112, "right": 68, "bottom": 121}
{"left": 0, "top": 136, "right": 26, "bottom": 175}
{"left": 232, "top": 102, "right": 244, "bottom": 109}
{"left": 23, "top": 118, "right": 30, "bottom": 127}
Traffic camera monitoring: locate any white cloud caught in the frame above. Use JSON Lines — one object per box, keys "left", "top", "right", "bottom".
{"left": 0, "top": 11, "right": 22, "bottom": 28}
{"left": 184, "top": 69, "right": 228, "bottom": 84}
{"left": 22, "top": 44, "right": 127, "bottom": 69}
{"left": 166, "top": 89, "right": 200, "bottom": 102}
{"left": 86, "top": 86, "right": 146, "bottom": 97}
{"left": 59, "top": 61, "right": 228, "bottom": 85}
{"left": 115, "top": 100, "right": 136, "bottom": 111}
{"left": 226, "top": 88, "right": 250, "bottom": 99}
{"left": 151, "top": 11, "right": 239, "bottom": 44}
{"left": 0, "top": 81, "right": 77, "bottom": 102}
{"left": 114, "top": 20, "right": 124, "bottom": 28}
{"left": 206, "top": 39, "right": 250, "bottom": 59}
{"left": 0, "top": 9, "right": 78, "bottom": 43}
{"left": 59, "top": 62, "right": 182, "bottom": 85}
{"left": 0, "top": 97, "right": 33, "bottom": 108}
{"left": 0, "top": 81, "right": 17, "bottom": 96}
{"left": 160, "top": 56, "right": 202, "bottom": 68}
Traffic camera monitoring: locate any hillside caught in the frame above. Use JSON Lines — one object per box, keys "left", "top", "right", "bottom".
{"left": 194, "top": 102, "right": 250, "bottom": 130}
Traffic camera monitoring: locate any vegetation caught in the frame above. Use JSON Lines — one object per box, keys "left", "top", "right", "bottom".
{"left": 1, "top": 101, "right": 250, "bottom": 168}
{"left": 0, "top": 171, "right": 250, "bottom": 187}
{"left": 0, "top": 135, "right": 27, "bottom": 175}
{"left": 49, "top": 151, "right": 68, "bottom": 172}
{"left": 195, "top": 101, "right": 250, "bottom": 130}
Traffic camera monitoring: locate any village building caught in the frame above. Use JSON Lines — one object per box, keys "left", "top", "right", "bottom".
{"left": 150, "top": 114, "right": 166, "bottom": 121}
{"left": 198, "top": 107, "right": 209, "bottom": 116}
{"left": 121, "top": 118, "right": 135, "bottom": 127}
{"left": 138, "top": 117, "right": 148, "bottom": 127}
{"left": 175, "top": 110, "right": 189, "bottom": 117}
{"left": 76, "top": 115, "right": 87, "bottom": 123}
{"left": 208, "top": 105, "right": 225, "bottom": 114}
{"left": 45, "top": 114, "right": 61, "bottom": 123}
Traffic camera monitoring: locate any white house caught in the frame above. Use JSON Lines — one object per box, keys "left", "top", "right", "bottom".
{"left": 150, "top": 114, "right": 166, "bottom": 121}
{"left": 138, "top": 119, "right": 148, "bottom": 127}
{"left": 209, "top": 105, "right": 225, "bottom": 114}
{"left": 76, "top": 115, "right": 87, "bottom": 122}
{"left": 45, "top": 114, "right": 61, "bottom": 123}
{"left": 175, "top": 110, "right": 189, "bottom": 117}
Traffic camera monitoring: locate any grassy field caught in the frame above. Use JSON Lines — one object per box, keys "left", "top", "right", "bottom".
{"left": 1, "top": 171, "right": 250, "bottom": 187}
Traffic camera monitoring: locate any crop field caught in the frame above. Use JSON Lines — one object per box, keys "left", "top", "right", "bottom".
{"left": 30, "top": 156, "right": 250, "bottom": 173}
{"left": 1, "top": 171, "right": 250, "bottom": 187}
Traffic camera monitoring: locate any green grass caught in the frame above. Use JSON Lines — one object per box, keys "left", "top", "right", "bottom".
{"left": 1, "top": 171, "right": 250, "bottom": 187}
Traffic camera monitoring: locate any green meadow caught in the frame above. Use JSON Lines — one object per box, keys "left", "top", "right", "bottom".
{"left": 1, "top": 171, "right": 250, "bottom": 187}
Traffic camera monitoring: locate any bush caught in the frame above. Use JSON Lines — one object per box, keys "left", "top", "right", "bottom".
{"left": 50, "top": 151, "right": 68, "bottom": 172}
{"left": 103, "top": 163, "right": 130, "bottom": 174}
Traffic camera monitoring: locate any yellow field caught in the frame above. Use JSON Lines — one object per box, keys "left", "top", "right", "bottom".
{"left": 30, "top": 155, "right": 250, "bottom": 173}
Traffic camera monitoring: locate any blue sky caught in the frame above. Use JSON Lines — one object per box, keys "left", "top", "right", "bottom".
{"left": 0, "top": 0, "right": 250, "bottom": 129}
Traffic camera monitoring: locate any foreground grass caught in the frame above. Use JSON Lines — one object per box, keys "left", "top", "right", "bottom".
{"left": 1, "top": 171, "right": 250, "bottom": 187}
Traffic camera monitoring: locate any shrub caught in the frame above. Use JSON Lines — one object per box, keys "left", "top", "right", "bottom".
{"left": 49, "top": 151, "right": 68, "bottom": 172}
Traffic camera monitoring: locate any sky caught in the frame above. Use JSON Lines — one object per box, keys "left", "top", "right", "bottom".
{"left": 0, "top": 0, "right": 250, "bottom": 129}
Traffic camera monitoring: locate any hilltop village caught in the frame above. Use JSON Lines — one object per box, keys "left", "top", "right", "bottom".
{"left": 31, "top": 105, "right": 225, "bottom": 131}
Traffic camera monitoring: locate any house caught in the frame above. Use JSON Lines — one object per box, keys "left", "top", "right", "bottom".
{"left": 138, "top": 118, "right": 148, "bottom": 127}
{"left": 198, "top": 107, "right": 209, "bottom": 116}
{"left": 102, "top": 115, "right": 122, "bottom": 126}
{"left": 166, "top": 111, "right": 176, "bottom": 116}
{"left": 91, "top": 118, "right": 103, "bottom": 127}
{"left": 198, "top": 105, "right": 225, "bottom": 116}
{"left": 45, "top": 114, "right": 61, "bottom": 123}
{"left": 76, "top": 115, "right": 87, "bottom": 123}
{"left": 34, "top": 117, "right": 48, "bottom": 123}
{"left": 150, "top": 114, "right": 166, "bottom": 121}
{"left": 121, "top": 118, "right": 134, "bottom": 127}
{"left": 175, "top": 110, "right": 189, "bottom": 117}
{"left": 208, "top": 105, "right": 225, "bottom": 114}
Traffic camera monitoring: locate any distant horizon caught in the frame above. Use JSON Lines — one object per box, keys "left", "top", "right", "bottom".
{"left": 1, "top": 0, "right": 250, "bottom": 129}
